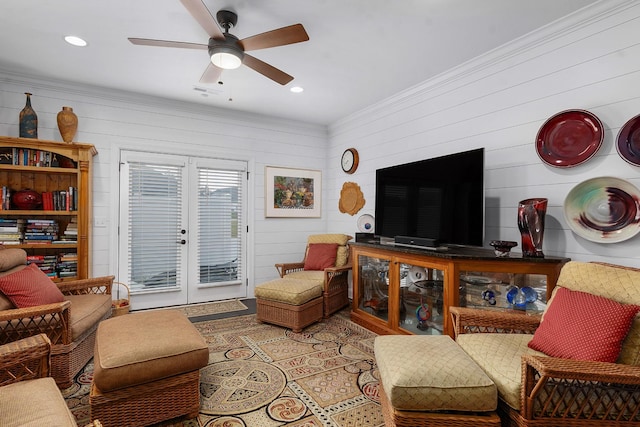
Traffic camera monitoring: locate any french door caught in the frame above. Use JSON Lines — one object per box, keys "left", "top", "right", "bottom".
{"left": 118, "top": 151, "right": 247, "bottom": 310}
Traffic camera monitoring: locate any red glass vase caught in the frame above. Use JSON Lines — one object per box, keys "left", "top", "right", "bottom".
{"left": 517, "top": 198, "right": 547, "bottom": 258}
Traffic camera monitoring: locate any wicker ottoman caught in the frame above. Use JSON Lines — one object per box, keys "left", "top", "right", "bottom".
{"left": 375, "top": 335, "right": 500, "bottom": 427}
{"left": 255, "top": 278, "right": 324, "bottom": 332}
{"left": 90, "top": 310, "right": 209, "bottom": 427}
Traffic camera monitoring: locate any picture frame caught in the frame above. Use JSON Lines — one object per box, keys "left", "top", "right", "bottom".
{"left": 265, "top": 166, "right": 321, "bottom": 218}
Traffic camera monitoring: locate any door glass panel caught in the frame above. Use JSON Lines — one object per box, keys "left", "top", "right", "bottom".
{"left": 127, "top": 161, "right": 183, "bottom": 291}
{"left": 400, "top": 263, "right": 444, "bottom": 335}
{"left": 358, "top": 255, "right": 390, "bottom": 322}
{"left": 197, "top": 167, "right": 243, "bottom": 286}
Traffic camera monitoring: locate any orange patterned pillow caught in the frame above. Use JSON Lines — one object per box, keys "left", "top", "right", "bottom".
{"left": 0, "top": 263, "right": 64, "bottom": 308}
{"left": 528, "top": 287, "right": 640, "bottom": 362}
{"left": 304, "top": 243, "right": 338, "bottom": 271}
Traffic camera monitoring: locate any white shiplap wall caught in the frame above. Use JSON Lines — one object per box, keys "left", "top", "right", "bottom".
{"left": 0, "top": 77, "right": 328, "bottom": 297}
{"left": 328, "top": 0, "right": 640, "bottom": 268}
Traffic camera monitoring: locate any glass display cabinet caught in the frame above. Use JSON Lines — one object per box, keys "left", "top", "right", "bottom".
{"left": 358, "top": 257, "right": 446, "bottom": 335}
{"left": 350, "top": 242, "right": 569, "bottom": 337}
{"left": 398, "top": 263, "right": 445, "bottom": 335}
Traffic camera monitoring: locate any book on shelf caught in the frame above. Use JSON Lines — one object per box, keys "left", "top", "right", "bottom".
{"left": 22, "top": 218, "right": 59, "bottom": 242}
{"left": 0, "top": 233, "right": 22, "bottom": 239}
{"left": 7, "top": 148, "right": 76, "bottom": 168}
{"left": 26, "top": 219, "right": 57, "bottom": 224}
{"left": 0, "top": 219, "right": 21, "bottom": 224}
{"left": 0, "top": 220, "right": 23, "bottom": 242}
{"left": 1, "top": 186, "right": 12, "bottom": 210}
{"left": 40, "top": 189, "right": 77, "bottom": 211}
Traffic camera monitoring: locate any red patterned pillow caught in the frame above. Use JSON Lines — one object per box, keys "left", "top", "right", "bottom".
{"left": 304, "top": 243, "right": 339, "bottom": 271}
{"left": 0, "top": 263, "right": 64, "bottom": 308}
{"left": 528, "top": 287, "right": 640, "bottom": 362}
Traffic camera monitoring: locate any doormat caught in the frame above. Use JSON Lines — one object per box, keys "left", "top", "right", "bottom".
{"left": 63, "top": 309, "right": 384, "bottom": 427}
{"left": 173, "top": 299, "right": 248, "bottom": 318}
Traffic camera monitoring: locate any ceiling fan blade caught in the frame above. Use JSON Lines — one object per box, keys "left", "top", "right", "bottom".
{"left": 179, "top": 0, "right": 225, "bottom": 40}
{"left": 128, "top": 38, "right": 207, "bottom": 50}
{"left": 243, "top": 54, "right": 294, "bottom": 85}
{"left": 199, "top": 63, "right": 223, "bottom": 83}
{"left": 240, "top": 24, "right": 309, "bottom": 51}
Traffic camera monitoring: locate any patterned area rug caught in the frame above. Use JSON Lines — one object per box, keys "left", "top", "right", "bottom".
{"left": 63, "top": 310, "right": 384, "bottom": 427}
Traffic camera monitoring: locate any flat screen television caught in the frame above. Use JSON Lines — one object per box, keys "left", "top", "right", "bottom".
{"left": 374, "top": 148, "right": 484, "bottom": 248}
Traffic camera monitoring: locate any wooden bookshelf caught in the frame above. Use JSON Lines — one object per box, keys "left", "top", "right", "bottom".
{"left": 0, "top": 136, "right": 96, "bottom": 280}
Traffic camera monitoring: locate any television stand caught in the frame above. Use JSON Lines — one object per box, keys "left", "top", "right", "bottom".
{"left": 349, "top": 241, "right": 570, "bottom": 338}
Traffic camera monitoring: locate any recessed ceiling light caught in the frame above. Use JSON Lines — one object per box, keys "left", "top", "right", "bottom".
{"left": 64, "top": 35, "right": 87, "bottom": 47}
{"left": 290, "top": 86, "right": 304, "bottom": 93}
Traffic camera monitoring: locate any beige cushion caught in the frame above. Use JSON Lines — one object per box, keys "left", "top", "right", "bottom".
{"left": 457, "top": 333, "right": 545, "bottom": 410}
{"left": 93, "top": 310, "right": 208, "bottom": 392}
{"left": 255, "top": 278, "right": 323, "bottom": 305}
{"left": 0, "top": 377, "right": 77, "bottom": 426}
{"left": 335, "top": 246, "right": 349, "bottom": 267}
{"left": 551, "top": 261, "right": 640, "bottom": 365}
{"left": 375, "top": 335, "right": 497, "bottom": 412}
{"left": 283, "top": 270, "right": 324, "bottom": 284}
{"left": 307, "top": 233, "right": 351, "bottom": 246}
{"left": 0, "top": 248, "right": 27, "bottom": 273}
{"left": 0, "top": 293, "right": 111, "bottom": 337}
{"left": 307, "top": 234, "right": 351, "bottom": 267}
{"left": 65, "top": 294, "right": 112, "bottom": 341}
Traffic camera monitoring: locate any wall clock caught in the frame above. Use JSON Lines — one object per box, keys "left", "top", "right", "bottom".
{"left": 341, "top": 148, "right": 359, "bottom": 174}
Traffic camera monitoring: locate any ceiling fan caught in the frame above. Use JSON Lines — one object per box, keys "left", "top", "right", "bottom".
{"left": 128, "top": 0, "right": 309, "bottom": 85}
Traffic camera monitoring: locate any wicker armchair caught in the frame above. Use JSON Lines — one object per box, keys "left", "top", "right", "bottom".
{"left": 0, "top": 334, "right": 102, "bottom": 426}
{"left": 275, "top": 233, "right": 352, "bottom": 317}
{"left": 450, "top": 261, "right": 640, "bottom": 427}
{"left": 0, "top": 248, "right": 114, "bottom": 388}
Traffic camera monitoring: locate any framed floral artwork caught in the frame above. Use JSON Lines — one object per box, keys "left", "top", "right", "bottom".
{"left": 265, "top": 166, "right": 321, "bottom": 217}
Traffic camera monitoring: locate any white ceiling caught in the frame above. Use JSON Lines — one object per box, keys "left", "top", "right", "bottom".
{"left": 0, "top": 0, "right": 598, "bottom": 126}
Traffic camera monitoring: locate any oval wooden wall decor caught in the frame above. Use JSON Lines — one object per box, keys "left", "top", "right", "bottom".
{"left": 339, "top": 182, "right": 365, "bottom": 216}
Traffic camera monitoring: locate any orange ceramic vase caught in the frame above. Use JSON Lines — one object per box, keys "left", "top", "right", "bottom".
{"left": 57, "top": 106, "right": 78, "bottom": 143}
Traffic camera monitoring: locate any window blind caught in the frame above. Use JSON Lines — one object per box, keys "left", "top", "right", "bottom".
{"left": 197, "top": 167, "right": 243, "bottom": 285}
{"left": 127, "top": 162, "right": 183, "bottom": 290}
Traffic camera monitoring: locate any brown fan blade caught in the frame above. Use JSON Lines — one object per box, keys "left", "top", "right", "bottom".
{"left": 243, "top": 54, "right": 294, "bottom": 85}
{"left": 179, "top": 0, "right": 225, "bottom": 40}
{"left": 240, "top": 24, "right": 309, "bottom": 52}
{"left": 128, "top": 38, "right": 207, "bottom": 50}
{"left": 199, "top": 63, "right": 223, "bottom": 83}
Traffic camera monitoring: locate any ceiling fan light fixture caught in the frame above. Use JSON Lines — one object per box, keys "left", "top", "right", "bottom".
{"left": 211, "top": 50, "right": 242, "bottom": 69}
